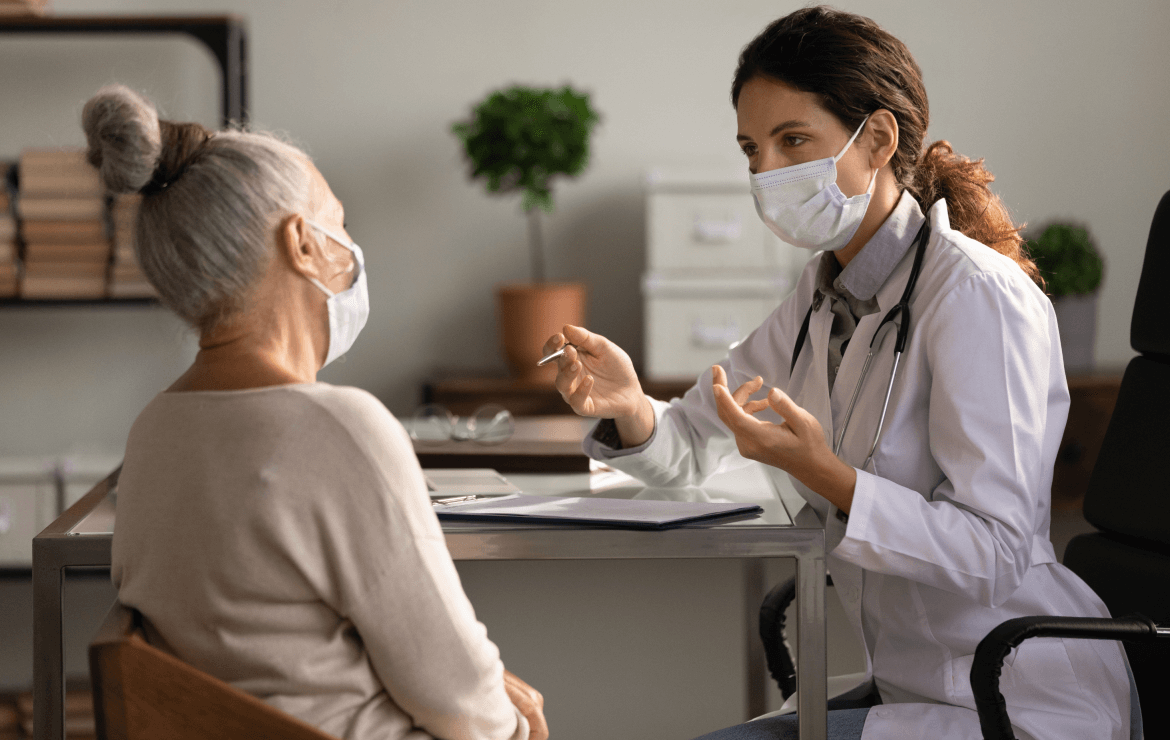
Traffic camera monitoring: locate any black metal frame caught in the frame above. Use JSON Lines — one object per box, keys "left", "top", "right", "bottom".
{"left": 971, "top": 614, "right": 1168, "bottom": 740}
{"left": 0, "top": 14, "right": 249, "bottom": 128}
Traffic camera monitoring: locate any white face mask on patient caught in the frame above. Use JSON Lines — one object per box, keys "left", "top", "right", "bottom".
{"left": 750, "top": 115, "right": 877, "bottom": 252}
{"left": 304, "top": 218, "right": 370, "bottom": 368}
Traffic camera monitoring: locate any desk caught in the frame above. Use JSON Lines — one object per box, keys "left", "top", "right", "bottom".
{"left": 34, "top": 467, "right": 828, "bottom": 740}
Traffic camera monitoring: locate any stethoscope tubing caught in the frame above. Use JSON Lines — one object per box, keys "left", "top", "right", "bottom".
{"left": 795, "top": 215, "right": 932, "bottom": 470}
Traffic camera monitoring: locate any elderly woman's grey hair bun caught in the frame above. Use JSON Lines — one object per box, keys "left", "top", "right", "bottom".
{"left": 81, "top": 85, "right": 162, "bottom": 194}
{"left": 82, "top": 84, "right": 215, "bottom": 196}
{"left": 80, "top": 84, "right": 314, "bottom": 332}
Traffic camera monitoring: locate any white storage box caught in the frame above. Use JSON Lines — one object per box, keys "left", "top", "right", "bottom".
{"left": 645, "top": 168, "right": 799, "bottom": 275}
{"left": 60, "top": 454, "right": 122, "bottom": 510}
{"left": 643, "top": 273, "right": 791, "bottom": 380}
{"left": 0, "top": 457, "right": 58, "bottom": 567}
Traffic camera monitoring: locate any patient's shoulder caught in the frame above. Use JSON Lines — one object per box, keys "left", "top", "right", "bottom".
{"left": 290, "top": 383, "right": 415, "bottom": 460}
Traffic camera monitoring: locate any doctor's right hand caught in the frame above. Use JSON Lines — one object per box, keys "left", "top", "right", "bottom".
{"left": 543, "top": 325, "right": 655, "bottom": 447}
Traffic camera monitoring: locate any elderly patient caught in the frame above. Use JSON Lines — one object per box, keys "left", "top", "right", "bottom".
{"left": 85, "top": 85, "right": 547, "bottom": 740}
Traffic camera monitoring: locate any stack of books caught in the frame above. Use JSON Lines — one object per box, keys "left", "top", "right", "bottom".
{"left": 108, "top": 194, "right": 156, "bottom": 298}
{"left": 16, "top": 690, "right": 95, "bottom": 739}
{"left": 18, "top": 148, "right": 110, "bottom": 299}
{"left": 0, "top": 165, "right": 16, "bottom": 298}
{"left": 0, "top": 0, "right": 52, "bottom": 16}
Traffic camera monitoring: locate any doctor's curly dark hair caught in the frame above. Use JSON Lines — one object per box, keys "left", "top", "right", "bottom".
{"left": 732, "top": 6, "right": 1041, "bottom": 286}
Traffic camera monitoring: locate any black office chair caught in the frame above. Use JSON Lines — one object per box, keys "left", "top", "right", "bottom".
{"left": 971, "top": 190, "right": 1170, "bottom": 739}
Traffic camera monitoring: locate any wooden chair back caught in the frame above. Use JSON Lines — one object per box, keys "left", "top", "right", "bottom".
{"left": 89, "top": 601, "right": 337, "bottom": 740}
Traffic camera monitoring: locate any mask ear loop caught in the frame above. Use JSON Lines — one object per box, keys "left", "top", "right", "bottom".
{"left": 303, "top": 217, "right": 359, "bottom": 296}
{"left": 832, "top": 115, "right": 871, "bottom": 163}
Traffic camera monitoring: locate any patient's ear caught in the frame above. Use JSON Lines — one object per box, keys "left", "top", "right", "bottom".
{"left": 277, "top": 214, "right": 320, "bottom": 280}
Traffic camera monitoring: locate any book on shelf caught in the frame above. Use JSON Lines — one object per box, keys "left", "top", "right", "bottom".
{"left": 18, "top": 197, "right": 106, "bottom": 221}
{"left": 24, "top": 261, "right": 106, "bottom": 279}
{"left": 0, "top": 214, "right": 14, "bottom": 242}
{"left": 19, "top": 148, "right": 102, "bottom": 197}
{"left": 25, "top": 241, "right": 111, "bottom": 263}
{"left": 19, "top": 168, "right": 102, "bottom": 198}
{"left": 0, "top": 1, "right": 52, "bottom": 19}
{"left": 21, "top": 274, "right": 106, "bottom": 299}
{"left": 0, "top": 240, "right": 19, "bottom": 263}
{"left": 21, "top": 219, "right": 107, "bottom": 243}
{"left": 109, "top": 262, "right": 146, "bottom": 281}
{"left": 107, "top": 279, "right": 157, "bottom": 299}
{"left": 0, "top": 262, "right": 17, "bottom": 297}
{"left": 15, "top": 688, "right": 94, "bottom": 737}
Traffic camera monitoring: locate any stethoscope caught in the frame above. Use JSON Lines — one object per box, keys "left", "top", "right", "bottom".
{"left": 788, "top": 217, "right": 931, "bottom": 469}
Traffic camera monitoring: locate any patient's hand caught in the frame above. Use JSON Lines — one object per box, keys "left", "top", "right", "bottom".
{"left": 503, "top": 669, "right": 548, "bottom": 740}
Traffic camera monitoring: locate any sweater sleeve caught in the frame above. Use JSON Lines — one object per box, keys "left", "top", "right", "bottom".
{"left": 311, "top": 390, "right": 527, "bottom": 740}
{"left": 832, "top": 272, "right": 1059, "bottom": 607}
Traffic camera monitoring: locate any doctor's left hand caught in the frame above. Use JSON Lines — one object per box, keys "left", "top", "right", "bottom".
{"left": 711, "top": 365, "right": 857, "bottom": 514}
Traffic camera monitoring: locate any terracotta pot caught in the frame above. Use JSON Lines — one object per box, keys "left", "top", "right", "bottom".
{"left": 496, "top": 282, "right": 587, "bottom": 383}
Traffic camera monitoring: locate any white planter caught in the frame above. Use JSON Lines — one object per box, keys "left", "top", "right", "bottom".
{"left": 1051, "top": 293, "right": 1098, "bottom": 374}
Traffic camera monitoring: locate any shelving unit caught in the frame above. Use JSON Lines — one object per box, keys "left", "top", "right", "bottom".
{"left": 0, "top": 16, "right": 252, "bottom": 739}
{"left": 0, "top": 14, "right": 250, "bottom": 308}
{"left": 0, "top": 14, "right": 249, "bottom": 127}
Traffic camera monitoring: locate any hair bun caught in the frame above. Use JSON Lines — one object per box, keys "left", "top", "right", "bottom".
{"left": 82, "top": 84, "right": 162, "bottom": 194}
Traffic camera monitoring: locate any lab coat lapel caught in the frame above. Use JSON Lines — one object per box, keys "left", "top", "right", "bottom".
{"left": 804, "top": 296, "right": 836, "bottom": 452}
{"left": 785, "top": 294, "right": 837, "bottom": 525}
{"left": 830, "top": 224, "right": 923, "bottom": 474}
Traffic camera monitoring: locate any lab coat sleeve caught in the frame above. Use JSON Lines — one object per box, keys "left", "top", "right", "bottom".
{"left": 834, "top": 271, "right": 1056, "bottom": 608}
{"left": 583, "top": 282, "right": 806, "bottom": 487}
{"left": 320, "top": 400, "right": 527, "bottom": 740}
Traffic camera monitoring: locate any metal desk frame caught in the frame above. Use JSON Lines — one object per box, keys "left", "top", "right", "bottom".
{"left": 34, "top": 470, "right": 828, "bottom": 740}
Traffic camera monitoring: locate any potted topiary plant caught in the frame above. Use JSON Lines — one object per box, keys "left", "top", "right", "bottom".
{"left": 1026, "top": 223, "right": 1105, "bottom": 373}
{"left": 452, "top": 84, "right": 600, "bottom": 382}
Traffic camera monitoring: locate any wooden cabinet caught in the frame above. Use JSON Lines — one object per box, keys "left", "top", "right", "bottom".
{"left": 1051, "top": 373, "right": 1123, "bottom": 511}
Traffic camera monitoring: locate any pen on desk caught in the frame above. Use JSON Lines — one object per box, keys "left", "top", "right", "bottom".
{"left": 537, "top": 344, "right": 574, "bottom": 367}
{"left": 432, "top": 495, "right": 479, "bottom": 506}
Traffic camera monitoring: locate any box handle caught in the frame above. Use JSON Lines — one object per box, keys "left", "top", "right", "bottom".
{"left": 691, "top": 319, "right": 742, "bottom": 349}
{"left": 692, "top": 214, "right": 742, "bottom": 243}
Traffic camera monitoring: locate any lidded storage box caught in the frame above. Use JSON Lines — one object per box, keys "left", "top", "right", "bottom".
{"left": 0, "top": 457, "right": 58, "bottom": 567}
{"left": 643, "top": 169, "right": 801, "bottom": 379}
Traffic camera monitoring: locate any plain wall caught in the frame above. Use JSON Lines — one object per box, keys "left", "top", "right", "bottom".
{"left": 2, "top": 0, "right": 1167, "bottom": 456}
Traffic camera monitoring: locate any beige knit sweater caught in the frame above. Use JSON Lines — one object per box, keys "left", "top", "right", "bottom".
{"left": 112, "top": 383, "right": 527, "bottom": 740}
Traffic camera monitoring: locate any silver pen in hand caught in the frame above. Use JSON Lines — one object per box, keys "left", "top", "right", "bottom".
{"left": 537, "top": 343, "right": 575, "bottom": 367}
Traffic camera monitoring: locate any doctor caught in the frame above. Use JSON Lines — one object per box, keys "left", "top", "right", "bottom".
{"left": 544, "top": 6, "right": 1132, "bottom": 740}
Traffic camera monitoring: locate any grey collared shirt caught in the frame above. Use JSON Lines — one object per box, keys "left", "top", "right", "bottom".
{"left": 814, "top": 191, "right": 922, "bottom": 392}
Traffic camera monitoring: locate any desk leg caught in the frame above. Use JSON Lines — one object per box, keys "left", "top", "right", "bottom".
{"left": 795, "top": 551, "right": 826, "bottom": 740}
{"left": 743, "top": 559, "right": 768, "bottom": 720}
{"left": 32, "top": 556, "right": 64, "bottom": 740}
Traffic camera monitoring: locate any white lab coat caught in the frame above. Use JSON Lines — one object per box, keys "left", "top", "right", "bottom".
{"left": 585, "top": 198, "right": 1131, "bottom": 740}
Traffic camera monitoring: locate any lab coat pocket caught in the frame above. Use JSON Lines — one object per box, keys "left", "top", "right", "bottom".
{"left": 944, "top": 638, "right": 1078, "bottom": 703}
{"left": 1002, "top": 638, "right": 1078, "bottom": 688}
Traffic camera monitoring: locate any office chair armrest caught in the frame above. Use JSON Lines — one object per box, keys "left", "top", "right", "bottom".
{"left": 971, "top": 614, "right": 1164, "bottom": 740}
{"left": 759, "top": 577, "right": 798, "bottom": 698}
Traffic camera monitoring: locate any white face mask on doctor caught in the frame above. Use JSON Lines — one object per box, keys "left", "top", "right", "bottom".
{"left": 304, "top": 218, "right": 369, "bottom": 367}
{"left": 750, "top": 115, "right": 877, "bottom": 252}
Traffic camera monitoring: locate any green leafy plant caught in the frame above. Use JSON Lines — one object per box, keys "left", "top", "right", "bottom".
{"left": 452, "top": 85, "right": 599, "bottom": 283}
{"left": 1025, "top": 223, "right": 1105, "bottom": 298}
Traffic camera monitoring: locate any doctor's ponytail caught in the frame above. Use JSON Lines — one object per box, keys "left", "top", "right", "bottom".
{"left": 732, "top": 6, "right": 1041, "bottom": 286}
